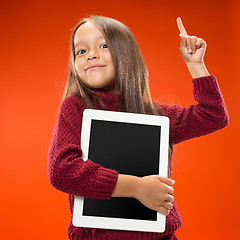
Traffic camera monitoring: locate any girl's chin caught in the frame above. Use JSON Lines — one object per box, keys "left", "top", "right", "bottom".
{"left": 85, "top": 83, "right": 116, "bottom": 93}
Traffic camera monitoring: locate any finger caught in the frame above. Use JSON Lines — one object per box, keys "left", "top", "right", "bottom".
{"left": 177, "top": 17, "right": 188, "bottom": 36}
{"left": 168, "top": 186, "right": 174, "bottom": 195}
{"left": 179, "top": 34, "right": 187, "bottom": 49}
{"left": 186, "top": 36, "right": 192, "bottom": 54}
{"left": 156, "top": 206, "right": 170, "bottom": 216}
{"left": 165, "top": 194, "right": 174, "bottom": 202}
{"left": 190, "top": 36, "right": 198, "bottom": 53}
{"left": 162, "top": 201, "right": 173, "bottom": 210}
{"left": 161, "top": 185, "right": 174, "bottom": 198}
{"left": 196, "top": 37, "right": 206, "bottom": 49}
{"left": 155, "top": 175, "right": 175, "bottom": 186}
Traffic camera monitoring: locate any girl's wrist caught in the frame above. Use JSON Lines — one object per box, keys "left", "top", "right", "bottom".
{"left": 112, "top": 174, "right": 141, "bottom": 198}
{"left": 186, "top": 61, "right": 210, "bottom": 79}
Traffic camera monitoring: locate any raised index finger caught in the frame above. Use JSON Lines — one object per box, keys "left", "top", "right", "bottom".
{"left": 177, "top": 17, "right": 188, "bottom": 36}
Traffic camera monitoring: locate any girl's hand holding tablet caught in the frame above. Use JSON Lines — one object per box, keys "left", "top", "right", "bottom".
{"left": 112, "top": 174, "right": 175, "bottom": 216}
{"left": 134, "top": 175, "right": 175, "bottom": 216}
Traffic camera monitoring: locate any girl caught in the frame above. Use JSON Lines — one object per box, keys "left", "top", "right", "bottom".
{"left": 47, "top": 16, "right": 229, "bottom": 239}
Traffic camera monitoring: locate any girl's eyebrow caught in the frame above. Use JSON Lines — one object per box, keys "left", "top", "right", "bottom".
{"left": 75, "top": 36, "right": 105, "bottom": 48}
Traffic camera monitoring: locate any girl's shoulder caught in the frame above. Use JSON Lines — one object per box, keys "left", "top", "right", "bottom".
{"left": 58, "top": 95, "right": 86, "bottom": 115}
{"left": 153, "top": 101, "right": 169, "bottom": 115}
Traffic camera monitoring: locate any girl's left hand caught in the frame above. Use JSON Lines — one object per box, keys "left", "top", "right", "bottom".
{"left": 177, "top": 17, "right": 206, "bottom": 64}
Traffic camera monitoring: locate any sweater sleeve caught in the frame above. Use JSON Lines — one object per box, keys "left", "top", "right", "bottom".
{"left": 47, "top": 96, "right": 118, "bottom": 199}
{"left": 156, "top": 75, "right": 229, "bottom": 145}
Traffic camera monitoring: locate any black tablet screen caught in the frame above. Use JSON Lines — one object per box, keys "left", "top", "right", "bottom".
{"left": 83, "top": 119, "right": 161, "bottom": 221}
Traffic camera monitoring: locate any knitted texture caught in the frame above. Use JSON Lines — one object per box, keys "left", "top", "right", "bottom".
{"left": 47, "top": 75, "right": 228, "bottom": 240}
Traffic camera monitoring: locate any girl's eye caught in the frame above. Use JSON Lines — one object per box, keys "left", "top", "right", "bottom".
{"left": 77, "top": 49, "right": 86, "bottom": 55}
{"left": 100, "top": 44, "right": 108, "bottom": 49}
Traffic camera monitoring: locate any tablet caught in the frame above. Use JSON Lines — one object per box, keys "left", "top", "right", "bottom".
{"left": 73, "top": 109, "right": 170, "bottom": 232}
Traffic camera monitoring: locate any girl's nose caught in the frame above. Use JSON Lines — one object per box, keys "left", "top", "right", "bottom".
{"left": 86, "top": 51, "right": 99, "bottom": 61}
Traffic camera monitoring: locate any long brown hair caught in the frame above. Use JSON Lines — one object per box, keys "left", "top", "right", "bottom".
{"left": 63, "top": 16, "right": 164, "bottom": 114}
{"left": 62, "top": 15, "right": 173, "bottom": 173}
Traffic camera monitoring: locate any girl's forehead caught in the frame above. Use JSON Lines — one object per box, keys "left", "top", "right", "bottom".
{"left": 74, "top": 21, "right": 104, "bottom": 46}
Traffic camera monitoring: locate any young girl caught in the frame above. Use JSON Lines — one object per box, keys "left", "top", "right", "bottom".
{"left": 47, "top": 16, "right": 229, "bottom": 240}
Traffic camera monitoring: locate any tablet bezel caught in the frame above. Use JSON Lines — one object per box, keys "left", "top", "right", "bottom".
{"left": 73, "top": 109, "right": 169, "bottom": 232}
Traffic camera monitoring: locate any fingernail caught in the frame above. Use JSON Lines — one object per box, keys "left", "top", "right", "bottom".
{"left": 188, "top": 49, "right": 192, "bottom": 54}
{"left": 171, "top": 179, "right": 175, "bottom": 184}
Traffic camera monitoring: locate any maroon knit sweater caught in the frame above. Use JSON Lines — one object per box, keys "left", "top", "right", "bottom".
{"left": 47, "top": 75, "right": 228, "bottom": 240}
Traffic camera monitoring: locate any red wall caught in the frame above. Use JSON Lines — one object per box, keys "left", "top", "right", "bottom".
{"left": 1, "top": 1, "right": 239, "bottom": 239}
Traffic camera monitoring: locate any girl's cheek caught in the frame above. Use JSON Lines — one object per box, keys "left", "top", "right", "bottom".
{"left": 74, "top": 60, "right": 81, "bottom": 72}
{"left": 76, "top": 59, "right": 84, "bottom": 70}
{"left": 74, "top": 64, "right": 80, "bottom": 76}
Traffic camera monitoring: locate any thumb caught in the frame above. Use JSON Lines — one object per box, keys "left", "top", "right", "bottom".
{"left": 154, "top": 175, "right": 175, "bottom": 186}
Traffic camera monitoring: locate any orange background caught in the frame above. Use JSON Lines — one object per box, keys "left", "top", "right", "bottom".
{"left": 1, "top": 0, "right": 239, "bottom": 239}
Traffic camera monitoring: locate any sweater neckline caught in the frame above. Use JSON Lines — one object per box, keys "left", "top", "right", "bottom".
{"left": 93, "top": 89, "right": 118, "bottom": 100}
{"left": 92, "top": 89, "right": 119, "bottom": 109}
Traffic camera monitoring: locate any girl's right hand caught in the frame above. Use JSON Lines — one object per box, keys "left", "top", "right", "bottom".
{"left": 133, "top": 175, "right": 175, "bottom": 215}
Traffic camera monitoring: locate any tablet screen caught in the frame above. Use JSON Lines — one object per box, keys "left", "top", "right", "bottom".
{"left": 83, "top": 119, "right": 161, "bottom": 221}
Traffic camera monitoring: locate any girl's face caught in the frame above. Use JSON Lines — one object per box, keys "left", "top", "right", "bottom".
{"left": 74, "top": 21, "right": 116, "bottom": 93}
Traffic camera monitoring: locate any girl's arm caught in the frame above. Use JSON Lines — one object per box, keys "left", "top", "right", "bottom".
{"left": 155, "top": 18, "right": 228, "bottom": 145}
{"left": 47, "top": 96, "right": 118, "bottom": 200}
{"left": 186, "top": 62, "right": 209, "bottom": 79}
{"left": 156, "top": 75, "right": 229, "bottom": 145}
